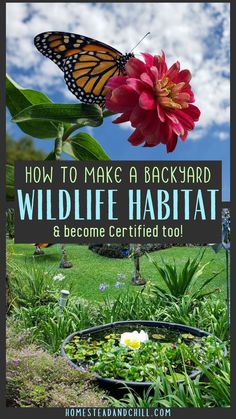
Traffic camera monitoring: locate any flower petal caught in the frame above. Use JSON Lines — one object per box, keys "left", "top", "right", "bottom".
{"left": 174, "top": 109, "right": 197, "bottom": 130}
{"left": 144, "top": 130, "right": 161, "bottom": 147}
{"left": 180, "top": 131, "right": 188, "bottom": 142}
{"left": 173, "top": 69, "right": 192, "bottom": 84}
{"left": 161, "top": 123, "right": 172, "bottom": 144}
{"left": 130, "top": 105, "right": 147, "bottom": 126}
{"left": 126, "top": 78, "right": 149, "bottom": 94}
{"left": 140, "top": 72, "right": 154, "bottom": 88}
{"left": 174, "top": 92, "right": 190, "bottom": 102}
{"left": 154, "top": 52, "right": 167, "bottom": 78}
{"left": 166, "top": 133, "right": 178, "bottom": 152}
{"left": 139, "top": 91, "right": 156, "bottom": 110}
{"left": 150, "top": 66, "right": 159, "bottom": 80}
{"left": 141, "top": 114, "right": 160, "bottom": 136}
{"left": 157, "top": 103, "right": 165, "bottom": 122}
{"left": 141, "top": 53, "right": 154, "bottom": 66}
{"left": 105, "top": 85, "right": 138, "bottom": 112}
{"left": 166, "top": 111, "right": 184, "bottom": 135}
{"left": 112, "top": 111, "right": 131, "bottom": 124}
{"left": 183, "top": 104, "right": 201, "bottom": 121}
{"left": 169, "top": 120, "right": 185, "bottom": 136}
{"left": 125, "top": 57, "right": 146, "bottom": 77}
{"left": 132, "top": 109, "right": 156, "bottom": 133}
{"left": 128, "top": 128, "right": 145, "bottom": 146}
{"left": 166, "top": 61, "right": 180, "bottom": 80}
{"left": 106, "top": 75, "right": 127, "bottom": 89}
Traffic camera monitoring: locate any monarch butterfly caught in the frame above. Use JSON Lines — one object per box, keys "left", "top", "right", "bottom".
{"left": 34, "top": 32, "right": 134, "bottom": 106}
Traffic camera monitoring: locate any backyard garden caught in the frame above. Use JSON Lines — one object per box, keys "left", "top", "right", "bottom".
{"left": 6, "top": 238, "right": 230, "bottom": 408}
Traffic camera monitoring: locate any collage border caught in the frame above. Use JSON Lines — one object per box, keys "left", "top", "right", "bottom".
{"left": 0, "top": 1, "right": 234, "bottom": 418}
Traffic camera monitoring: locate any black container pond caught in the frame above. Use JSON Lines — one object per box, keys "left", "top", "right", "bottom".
{"left": 61, "top": 320, "right": 225, "bottom": 392}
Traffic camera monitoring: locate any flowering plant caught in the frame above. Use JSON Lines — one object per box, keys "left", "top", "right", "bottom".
{"left": 65, "top": 332, "right": 224, "bottom": 383}
{"left": 120, "top": 330, "right": 149, "bottom": 350}
{"left": 105, "top": 52, "right": 200, "bottom": 152}
{"left": 7, "top": 51, "right": 200, "bottom": 200}
{"left": 53, "top": 273, "right": 65, "bottom": 282}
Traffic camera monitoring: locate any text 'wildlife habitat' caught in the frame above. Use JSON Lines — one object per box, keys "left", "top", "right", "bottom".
{"left": 14, "top": 161, "right": 222, "bottom": 243}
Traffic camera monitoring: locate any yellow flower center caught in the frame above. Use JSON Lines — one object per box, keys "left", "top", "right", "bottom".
{"left": 154, "top": 77, "right": 189, "bottom": 110}
{"left": 124, "top": 338, "right": 141, "bottom": 350}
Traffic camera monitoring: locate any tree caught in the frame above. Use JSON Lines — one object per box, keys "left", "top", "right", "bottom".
{"left": 6, "top": 133, "right": 46, "bottom": 164}
{"left": 6, "top": 209, "right": 14, "bottom": 239}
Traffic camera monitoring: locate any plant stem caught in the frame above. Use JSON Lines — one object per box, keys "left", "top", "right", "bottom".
{"left": 61, "top": 110, "right": 114, "bottom": 142}
{"left": 54, "top": 123, "right": 64, "bottom": 160}
{"left": 62, "top": 124, "right": 82, "bottom": 142}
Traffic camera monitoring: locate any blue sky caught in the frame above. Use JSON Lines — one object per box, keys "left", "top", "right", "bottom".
{"left": 6, "top": 3, "right": 230, "bottom": 201}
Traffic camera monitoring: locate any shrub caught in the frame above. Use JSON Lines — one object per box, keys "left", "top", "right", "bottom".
{"left": 166, "top": 296, "right": 229, "bottom": 342}
{"left": 90, "top": 244, "right": 130, "bottom": 258}
{"left": 6, "top": 261, "right": 60, "bottom": 308}
{"left": 88, "top": 243, "right": 172, "bottom": 258}
{"left": 10, "top": 289, "right": 229, "bottom": 353}
{"left": 11, "top": 298, "right": 97, "bottom": 353}
{"left": 147, "top": 249, "right": 222, "bottom": 299}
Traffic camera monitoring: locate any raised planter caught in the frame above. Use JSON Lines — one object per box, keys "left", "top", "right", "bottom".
{"left": 61, "top": 320, "right": 225, "bottom": 391}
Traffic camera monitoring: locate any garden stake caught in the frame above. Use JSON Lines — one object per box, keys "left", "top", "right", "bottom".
{"left": 59, "top": 289, "right": 70, "bottom": 312}
{"left": 60, "top": 244, "right": 73, "bottom": 268}
{"left": 130, "top": 244, "right": 146, "bottom": 286}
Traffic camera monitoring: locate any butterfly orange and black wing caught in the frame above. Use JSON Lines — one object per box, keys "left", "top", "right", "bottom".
{"left": 34, "top": 32, "right": 133, "bottom": 106}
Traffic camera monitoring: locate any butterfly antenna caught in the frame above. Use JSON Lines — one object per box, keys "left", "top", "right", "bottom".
{"left": 129, "top": 32, "right": 150, "bottom": 53}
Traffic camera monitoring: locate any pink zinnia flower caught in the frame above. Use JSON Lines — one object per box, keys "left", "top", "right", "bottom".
{"left": 105, "top": 52, "right": 200, "bottom": 152}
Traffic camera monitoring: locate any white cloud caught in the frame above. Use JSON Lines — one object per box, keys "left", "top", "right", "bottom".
{"left": 216, "top": 131, "right": 229, "bottom": 141}
{"left": 187, "top": 128, "right": 206, "bottom": 142}
{"left": 6, "top": 2, "right": 230, "bottom": 138}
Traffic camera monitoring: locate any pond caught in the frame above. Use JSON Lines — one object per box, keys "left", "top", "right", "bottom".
{"left": 62, "top": 321, "right": 225, "bottom": 387}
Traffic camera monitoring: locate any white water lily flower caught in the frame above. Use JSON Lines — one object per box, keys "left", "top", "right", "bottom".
{"left": 120, "top": 330, "right": 149, "bottom": 350}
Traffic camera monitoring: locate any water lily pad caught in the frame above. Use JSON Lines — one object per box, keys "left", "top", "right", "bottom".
{"left": 104, "top": 333, "right": 118, "bottom": 340}
{"left": 152, "top": 333, "right": 166, "bottom": 340}
{"left": 181, "top": 333, "right": 196, "bottom": 340}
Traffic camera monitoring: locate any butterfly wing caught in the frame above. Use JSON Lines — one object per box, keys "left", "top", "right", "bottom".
{"left": 63, "top": 50, "right": 122, "bottom": 105}
{"left": 34, "top": 32, "right": 128, "bottom": 105}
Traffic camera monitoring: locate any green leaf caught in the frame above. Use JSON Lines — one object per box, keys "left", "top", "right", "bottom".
{"left": 152, "top": 334, "right": 166, "bottom": 340}
{"left": 181, "top": 333, "right": 196, "bottom": 340}
{"left": 63, "top": 132, "right": 110, "bottom": 161}
{"left": 44, "top": 151, "right": 56, "bottom": 160}
{"left": 6, "top": 164, "right": 14, "bottom": 201}
{"left": 12, "top": 103, "right": 103, "bottom": 127}
{"left": 6, "top": 74, "right": 59, "bottom": 139}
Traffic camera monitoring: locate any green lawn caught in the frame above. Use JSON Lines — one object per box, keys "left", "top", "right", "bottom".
{"left": 7, "top": 241, "right": 227, "bottom": 303}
